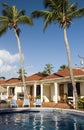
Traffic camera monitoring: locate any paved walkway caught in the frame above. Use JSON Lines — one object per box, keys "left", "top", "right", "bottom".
{"left": 0, "top": 100, "right": 72, "bottom": 109}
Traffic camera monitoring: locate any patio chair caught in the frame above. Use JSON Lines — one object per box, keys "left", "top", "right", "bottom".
{"left": 34, "top": 99, "right": 42, "bottom": 107}
{"left": 23, "top": 99, "right": 30, "bottom": 107}
{"left": 10, "top": 99, "right": 18, "bottom": 107}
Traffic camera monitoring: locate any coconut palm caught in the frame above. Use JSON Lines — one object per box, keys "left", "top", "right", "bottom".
{"left": 31, "top": 0, "right": 84, "bottom": 109}
{"left": 0, "top": 76, "right": 5, "bottom": 80}
{"left": 38, "top": 63, "right": 54, "bottom": 75}
{"left": 0, "top": 3, "right": 33, "bottom": 99}
{"left": 59, "top": 64, "right": 68, "bottom": 71}
{"left": 17, "top": 68, "right": 27, "bottom": 80}
{"left": 44, "top": 64, "right": 54, "bottom": 75}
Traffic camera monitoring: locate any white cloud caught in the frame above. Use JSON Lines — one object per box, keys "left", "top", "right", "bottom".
{"left": 0, "top": 50, "right": 20, "bottom": 79}
{"left": 0, "top": 59, "right": 3, "bottom": 67}
{"left": 0, "top": 50, "right": 19, "bottom": 63}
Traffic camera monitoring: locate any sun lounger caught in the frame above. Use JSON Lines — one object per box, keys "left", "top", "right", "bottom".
{"left": 10, "top": 99, "right": 18, "bottom": 107}
{"left": 23, "top": 99, "right": 30, "bottom": 107}
{"left": 34, "top": 99, "right": 41, "bottom": 107}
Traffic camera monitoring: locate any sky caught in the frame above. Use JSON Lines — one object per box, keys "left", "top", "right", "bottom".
{"left": 0, "top": 0, "right": 84, "bottom": 79}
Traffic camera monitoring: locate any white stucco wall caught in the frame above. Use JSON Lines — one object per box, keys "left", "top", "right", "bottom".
{"left": 43, "top": 85, "right": 50, "bottom": 100}
{"left": 64, "top": 83, "right": 68, "bottom": 94}
{"left": 80, "top": 83, "right": 84, "bottom": 96}
{"left": 15, "top": 86, "right": 22, "bottom": 93}
{"left": 51, "top": 84, "right": 54, "bottom": 101}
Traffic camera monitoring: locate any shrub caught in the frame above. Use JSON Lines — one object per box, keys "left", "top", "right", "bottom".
{"left": 78, "top": 97, "right": 84, "bottom": 108}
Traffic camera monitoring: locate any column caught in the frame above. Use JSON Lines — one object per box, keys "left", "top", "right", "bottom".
{"left": 73, "top": 91, "right": 76, "bottom": 109}
{"left": 41, "top": 83, "right": 43, "bottom": 102}
{"left": 34, "top": 83, "right": 36, "bottom": 98}
{"left": 54, "top": 82, "right": 58, "bottom": 103}
{"left": 7, "top": 86, "right": 9, "bottom": 99}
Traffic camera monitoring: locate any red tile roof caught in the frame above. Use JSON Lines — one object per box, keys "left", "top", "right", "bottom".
{"left": 25, "top": 73, "right": 47, "bottom": 81}
{"left": 0, "top": 68, "right": 84, "bottom": 85}
{"left": 25, "top": 68, "right": 84, "bottom": 81}
{"left": 0, "top": 80, "right": 6, "bottom": 84}
{"left": 42, "top": 73, "right": 64, "bottom": 80}
{"left": 56, "top": 68, "right": 84, "bottom": 77}
{"left": 5, "top": 78, "right": 21, "bottom": 84}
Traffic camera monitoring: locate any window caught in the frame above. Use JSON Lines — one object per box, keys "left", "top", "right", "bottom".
{"left": 36, "top": 85, "right": 40, "bottom": 96}
{"left": 68, "top": 83, "right": 73, "bottom": 96}
{"left": 76, "top": 82, "right": 80, "bottom": 96}
{"left": 68, "top": 82, "right": 80, "bottom": 96}
{"left": 9, "top": 87, "right": 15, "bottom": 95}
{"left": 30, "top": 86, "right": 33, "bottom": 95}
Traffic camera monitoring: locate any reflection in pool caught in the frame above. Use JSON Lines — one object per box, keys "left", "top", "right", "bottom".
{"left": 0, "top": 111, "right": 84, "bottom": 130}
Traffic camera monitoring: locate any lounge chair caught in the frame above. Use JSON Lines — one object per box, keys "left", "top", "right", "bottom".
{"left": 43, "top": 96, "right": 49, "bottom": 102}
{"left": 23, "top": 99, "right": 30, "bottom": 107}
{"left": 34, "top": 99, "right": 41, "bottom": 107}
{"left": 10, "top": 99, "right": 18, "bottom": 107}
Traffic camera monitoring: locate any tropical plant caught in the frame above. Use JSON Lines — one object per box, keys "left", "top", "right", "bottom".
{"left": 31, "top": 0, "right": 84, "bottom": 109}
{"left": 78, "top": 97, "right": 84, "bottom": 109}
{"left": 38, "top": 63, "right": 54, "bottom": 75}
{"left": 0, "top": 76, "right": 5, "bottom": 80}
{"left": 43, "top": 63, "right": 54, "bottom": 75}
{"left": 0, "top": 3, "right": 33, "bottom": 99}
{"left": 17, "top": 68, "right": 27, "bottom": 80}
{"left": 58, "top": 64, "right": 68, "bottom": 71}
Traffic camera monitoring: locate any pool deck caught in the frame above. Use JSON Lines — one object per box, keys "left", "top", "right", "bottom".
{"left": 0, "top": 107, "right": 84, "bottom": 116}
{"left": 0, "top": 101, "right": 84, "bottom": 115}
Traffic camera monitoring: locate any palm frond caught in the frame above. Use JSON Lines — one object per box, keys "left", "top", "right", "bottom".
{"left": 44, "top": 11, "right": 53, "bottom": 30}
{"left": 32, "top": 0, "right": 84, "bottom": 29}
{"left": 12, "top": 6, "right": 18, "bottom": 19}
{"left": 0, "top": 24, "right": 8, "bottom": 36}
{"left": 17, "top": 16, "right": 33, "bottom": 25}
{"left": 0, "top": 19, "right": 9, "bottom": 23}
{"left": 67, "top": 2, "right": 78, "bottom": 14}
{"left": 2, "top": 3, "right": 9, "bottom": 8}
{"left": 0, "top": 15, "right": 9, "bottom": 24}
{"left": 44, "top": 0, "right": 57, "bottom": 8}
{"left": 18, "top": 10, "right": 26, "bottom": 16}
{"left": 44, "top": 0, "right": 62, "bottom": 9}
{"left": 71, "top": 8, "right": 84, "bottom": 18}
{"left": 1, "top": 3, "right": 33, "bottom": 29}
{"left": 32, "top": 10, "right": 50, "bottom": 18}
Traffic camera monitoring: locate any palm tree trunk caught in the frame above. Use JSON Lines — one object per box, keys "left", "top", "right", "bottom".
{"left": 14, "top": 29, "right": 27, "bottom": 99}
{"left": 63, "top": 28, "right": 78, "bottom": 109}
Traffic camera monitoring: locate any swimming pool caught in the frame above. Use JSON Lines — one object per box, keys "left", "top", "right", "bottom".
{"left": 0, "top": 109, "right": 84, "bottom": 130}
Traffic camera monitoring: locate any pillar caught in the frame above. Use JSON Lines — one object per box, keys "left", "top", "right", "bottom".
{"left": 54, "top": 82, "right": 58, "bottom": 103}
{"left": 41, "top": 83, "right": 43, "bottom": 102}
{"left": 34, "top": 83, "right": 36, "bottom": 98}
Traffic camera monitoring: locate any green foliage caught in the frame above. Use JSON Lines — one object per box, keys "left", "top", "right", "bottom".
{"left": 0, "top": 76, "right": 5, "bottom": 80}
{"left": 35, "top": 95, "right": 41, "bottom": 99}
{"left": 32, "top": 0, "right": 84, "bottom": 29}
{"left": 38, "top": 63, "right": 54, "bottom": 75}
{"left": 58, "top": 64, "right": 68, "bottom": 71}
{"left": 17, "top": 68, "right": 27, "bottom": 80}
{"left": 0, "top": 3, "right": 33, "bottom": 37}
{"left": 78, "top": 97, "right": 84, "bottom": 108}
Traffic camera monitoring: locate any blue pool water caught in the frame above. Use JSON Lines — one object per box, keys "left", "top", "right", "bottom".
{"left": 0, "top": 111, "right": 84, "bottom": 130}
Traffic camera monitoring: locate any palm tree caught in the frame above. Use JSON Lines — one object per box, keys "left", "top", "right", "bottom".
{"left": 0, "top": 3, "right": 33, "bottom": 99}
{"left": 17, "top": 68, "right": 27, "bottom": 80}
{"left": 44, "top": 64, "right": 54, "bottom": 75}
{"left": 0, "top": 76, "right": 5, "bottom": 80}
{"left": 31, "top": 0, "right": 84, "bottom": 109}
{"left": 38, "top": 63, "right": 54, "bottom": 75}
{"left": 59, "top": 64, "right": 68, "bottom": 71}
{"left": 17, "top": 68, "right": 27, "bottom": 93}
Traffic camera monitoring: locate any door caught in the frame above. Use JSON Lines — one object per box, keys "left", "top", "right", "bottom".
{"left": 59, "top": 84, "right": 64, "bottom": 102}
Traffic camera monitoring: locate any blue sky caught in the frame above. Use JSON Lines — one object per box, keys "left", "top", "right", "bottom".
{"left": 0, "top": 0, "right": 84, "bottom": 79}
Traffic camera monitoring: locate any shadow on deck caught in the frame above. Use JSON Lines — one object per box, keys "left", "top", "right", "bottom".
{"left": 0, "top": 100, "right": 73, "bottom": 109}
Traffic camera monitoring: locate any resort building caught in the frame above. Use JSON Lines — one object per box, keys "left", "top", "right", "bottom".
{"left": 0, "top": 68, "right": 84, "bottom": 104}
